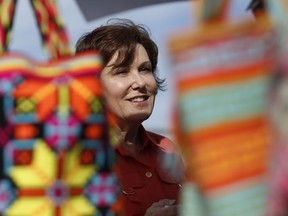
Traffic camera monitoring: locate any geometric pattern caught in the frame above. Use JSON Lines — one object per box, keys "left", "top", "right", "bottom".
{"left": 0, "top": 53, "right": 121, "bottom": 216}
{"left": 85, "top": 172, "right": 119, "bottom": 207}
{"left": 0, "top": 179, "right": 16, "bottom": 214}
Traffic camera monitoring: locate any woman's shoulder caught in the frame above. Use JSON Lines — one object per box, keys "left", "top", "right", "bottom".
{"left": 145, "top": 130, "right": 178, "bottom": 154}
{"left": 145, "top": 130, "right": 187, "bottom": 181}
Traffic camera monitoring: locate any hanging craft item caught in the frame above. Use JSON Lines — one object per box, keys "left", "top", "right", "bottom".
{"left": 264, "top": 0, "right": 288, "bottom": 215}
{"left": 29, "top": 0, "right": 71, "bottom": 59}
{"left": 168, "top": 1, "right": 278, "bottom": 215}
{"left": 0, "top": 1, "right": 121, "bottom": 216}
{"left": 0, "top": 0, "right": 17, "bottom": 53}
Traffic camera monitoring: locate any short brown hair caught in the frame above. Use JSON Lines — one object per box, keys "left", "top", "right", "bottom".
{"left": 75, "top": 18, "right": 165, "bottom": 91}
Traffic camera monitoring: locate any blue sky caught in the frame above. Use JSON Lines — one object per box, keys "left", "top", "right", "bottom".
{"left": 9, "top": 0, "right": 253, "bottom": 140}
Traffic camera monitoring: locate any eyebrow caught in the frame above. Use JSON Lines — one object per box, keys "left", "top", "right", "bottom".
{"left": 141, "top": 61, "right": 152, "bottom": 65}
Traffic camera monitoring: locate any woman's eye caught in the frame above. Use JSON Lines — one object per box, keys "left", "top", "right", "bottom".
{"left": 140, "top": 67, "right": 152, "bottom": 73}
{"left": 114, "top": 69, "right": 127, "bottom": 75}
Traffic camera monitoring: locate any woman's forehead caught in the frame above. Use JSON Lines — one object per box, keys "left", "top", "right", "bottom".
{"left": 107, "top": 44, "right": 148, "bottom": 67}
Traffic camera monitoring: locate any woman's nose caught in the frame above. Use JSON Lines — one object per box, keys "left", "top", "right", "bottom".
{"left": 131, "top": 73, "right": 145, "bottom": 89}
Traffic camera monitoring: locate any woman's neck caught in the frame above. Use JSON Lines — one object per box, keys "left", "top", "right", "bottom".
{"left": 117, "top": 123, "right": 142, "bottom": 154}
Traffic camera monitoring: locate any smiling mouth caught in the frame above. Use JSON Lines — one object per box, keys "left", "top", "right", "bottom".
{"left": 129, "top": 96, "right": 149, "bottom": 102}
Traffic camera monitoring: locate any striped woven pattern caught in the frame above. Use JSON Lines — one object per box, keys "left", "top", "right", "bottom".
{"left": 30, "top": 0, "right": 72, "bottom": 59}
{"left": 170, "top": 17, "right": 277, "bottom": 216}
{"left": 0, "top": 0, "right": 16, "bottom": 53}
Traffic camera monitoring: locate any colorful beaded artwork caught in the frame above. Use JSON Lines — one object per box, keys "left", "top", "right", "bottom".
{"left": 0, "top": 52, "right": 120, "bottom": 216}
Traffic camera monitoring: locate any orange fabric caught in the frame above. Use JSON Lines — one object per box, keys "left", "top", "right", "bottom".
{"left": 84, "top": 124, "right": 103, "bottom": 139}
{"left": 15, "top": 124, "right": 38, "bottom": 139}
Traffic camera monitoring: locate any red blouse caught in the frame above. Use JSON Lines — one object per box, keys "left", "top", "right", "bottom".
{"left": 113, "top": 126, "right": 185, "bottom": 216}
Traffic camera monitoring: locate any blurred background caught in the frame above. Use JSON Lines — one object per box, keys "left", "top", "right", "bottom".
{"left": 9, "top": 0, "right": 253, "bottom": 140}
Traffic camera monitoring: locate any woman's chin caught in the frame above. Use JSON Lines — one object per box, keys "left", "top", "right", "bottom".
{"left": 126, "top": 113, "right": 152, "bottom": 123}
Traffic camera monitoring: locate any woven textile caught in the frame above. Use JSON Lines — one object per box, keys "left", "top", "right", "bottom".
{"left": 0, "top": 0, "right": 17, "bottom": 53}
{"left": 266, "top": 1, "right": 288, "bottom": 215}
{"left": 169, "top": 16, "right": 277, "bottom": 216}
{"left": 0, "top": 0, "right": 71, "bottom": 58}
{"left": 0, "top": 52, "right": 120, "bottom": 216}
{"left": 29, "top": 0, "right": 72, "bottom": 58}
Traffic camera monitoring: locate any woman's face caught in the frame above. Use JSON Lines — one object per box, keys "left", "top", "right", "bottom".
{"left": 100, "top": 44, "right": 158, "bottom": 126}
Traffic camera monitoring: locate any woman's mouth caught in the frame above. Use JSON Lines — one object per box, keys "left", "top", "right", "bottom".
{"left": 129, "top": 96, "right": 149, "bottom": 102}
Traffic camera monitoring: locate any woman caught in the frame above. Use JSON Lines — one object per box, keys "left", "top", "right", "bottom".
{"left": 75, "top": 19, "right": 185, "bottom": 216}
